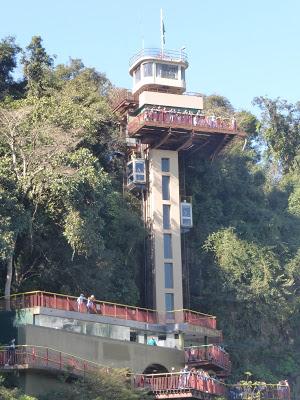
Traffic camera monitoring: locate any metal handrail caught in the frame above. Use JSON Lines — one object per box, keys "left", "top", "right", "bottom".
{"left": 184, "top": 345, "right": 231, "bottom": 373}
{"left": 129, "top": 48, "right": 188, "bottom": 68}
{"left": 0, "top": 291, "right": 217, "bottom": 328}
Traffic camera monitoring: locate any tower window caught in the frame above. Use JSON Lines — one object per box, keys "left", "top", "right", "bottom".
{"left": 135, "top": 66, "right": 141, "bottom": 83}
{"left": 163, "top": 204, "right": 171, "bottom": 229}
{"left": 164, "top": 263, "right": 174, "bottom": 288}
{"left": 156, "top": 63, "right": 178, "bottom": 79}
{"left": 161, "top": 158, "right": 170, "bottom": 172}
{"left": 162, "top": 176, "right": 170, "bottom": 200}
{"left": 163, "top": 234, "right": 172, "bottom": 259}
{"left": 165, "top": 293, "right": 174, "bottom": 319}
{"left": 181, "top": 66, "right": 185, "bottom": 81}
{"left": 143, "top": 62, "right": 153, "bottom": 77}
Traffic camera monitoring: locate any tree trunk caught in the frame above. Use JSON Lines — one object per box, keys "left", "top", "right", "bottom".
{"left": 4, "top": 248, "right": 14, "bottom": 311}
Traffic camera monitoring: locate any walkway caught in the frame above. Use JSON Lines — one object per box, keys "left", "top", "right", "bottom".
{"left": 0, "top": 291, "right": 217, "bottom": 329}
{"left": 0, "top": 346, "right": 290, "bottom": 400}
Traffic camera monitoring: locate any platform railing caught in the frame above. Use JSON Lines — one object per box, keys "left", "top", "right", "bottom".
{"left": 185, "top": 345, "right": 231, "bottom": 373}
{"left": 0, "top": 345, "right": 104, "bottom": 376}
{"left": 129, "top": 48, "right": 188, "bottom": 68}
{"left": 0, "top": 291, "right": 217, "bottom": 329}
{"left": 134, "top": 372, "right": 227, "bottom": 397}
{"left": 127, "top": 109, "right": 239, "bottom": 135}
{"left": 0, "top": 346, "right": 290, "bottom": 400}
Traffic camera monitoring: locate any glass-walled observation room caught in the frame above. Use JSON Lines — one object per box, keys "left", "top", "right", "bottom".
{"left": 133, "top": 61, "right": 186, "bottom": 85}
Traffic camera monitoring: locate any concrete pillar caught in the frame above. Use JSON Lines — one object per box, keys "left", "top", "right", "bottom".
{"left": 147, "top": 149, "right": 183, "bottom": 321}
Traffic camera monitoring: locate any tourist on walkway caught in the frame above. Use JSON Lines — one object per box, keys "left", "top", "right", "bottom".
{"left": 87, "top": 295, "right": 96, "bottom": 313}
{"left": 77, "top": 293, "right": 86, "bottom": 312}
{"left": 6, "top": 338, "right": 16, "bottom": 366}
{"left": 147, "top": 337, "right": 157, "bottom": 346}
{"left": 179, "top": 365, "right": 190, "bottom": 388}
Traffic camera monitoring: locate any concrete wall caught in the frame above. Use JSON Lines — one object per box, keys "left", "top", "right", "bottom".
{"left": 18, "top": 325, "right": 184, "bottom": 373}
{"left": 139, "top": 91, "right": 203, "bottom": 110}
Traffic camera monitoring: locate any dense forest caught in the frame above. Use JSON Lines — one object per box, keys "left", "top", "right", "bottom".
{"left": 1, "top": 35, "right": 300, "bottom": 395}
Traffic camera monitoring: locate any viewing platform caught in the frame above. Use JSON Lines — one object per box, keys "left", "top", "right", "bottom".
{"left": 185, "top": 345, "right": 231, "bottom": 376}
{"left": 134, "top": 373, "right": 290, "bottom": 400}
{"left": 0, "top": 291, "right": 217, "bottom": 330}
{"left": 127, "top": 109, "right": 245, "bottom": 153}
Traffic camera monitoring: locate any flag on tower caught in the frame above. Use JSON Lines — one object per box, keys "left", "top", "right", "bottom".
{"left": 160, "top": 9, "right": 166, "bottom": 47}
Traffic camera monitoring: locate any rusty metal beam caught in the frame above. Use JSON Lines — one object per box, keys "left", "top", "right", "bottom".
{"left": 210, "top": 134, "right": 229, "bottom": 161}
{"left": 176, "top": 130, "right": 195, "bottom": 152}
{"left": 153, "top": 128, "right": 172, "bottom": 149}
{"left": 185, "top": 139, "right": 211, "bottom": 159}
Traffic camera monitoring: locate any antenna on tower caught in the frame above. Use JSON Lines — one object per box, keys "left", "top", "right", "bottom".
{"left": 160, "top": 8, "right": 165, "bottom": 54}
{"left": 139, "top": 13, "right": 145, "bottom": 49}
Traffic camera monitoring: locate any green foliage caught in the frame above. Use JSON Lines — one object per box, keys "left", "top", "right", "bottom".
{"left": 0, "top": 35, "right": 144, "bottom": 304}
{"left": 253, "top": 96, "right": 300, "bottom": 171}
{"left": 39, "top": 370, "right": 152, "bottom": 400}
{"left": 0, "top": 377, "right": 36, "bottom": 400}
{"left": 0, "top": 36, "right": 23, "bottom": 100}
{"left": 203, "top": 94, "right": 234, "bottom": 117}
{"left": 185, "top": 132, "right": 300, "bottom": 384}
{"left": 22, "top": 36, "right": 54, "bottom": 97}
{"left": 235, "top": 110, "right": 259, "bottom": 140}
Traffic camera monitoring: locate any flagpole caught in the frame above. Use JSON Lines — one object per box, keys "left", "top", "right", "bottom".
{"left": 160, "top": 8, "right": 164, "bottom": 55}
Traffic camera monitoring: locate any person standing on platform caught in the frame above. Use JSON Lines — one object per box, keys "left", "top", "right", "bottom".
{"left": 87, "top": 295, "right": 96, "bottom": 313}
{"left": 77, "top": 293, "right": 86, "bottom": 312}
{"left": 147, "top": 336, "right": 157, "bottom": 346}
{"left": 6, "top": 338, "right": 16, "bottom": 366}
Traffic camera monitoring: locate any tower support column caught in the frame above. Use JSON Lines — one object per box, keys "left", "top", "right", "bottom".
{"left": 147, "top": 149, "right": 183, "bottom": 322}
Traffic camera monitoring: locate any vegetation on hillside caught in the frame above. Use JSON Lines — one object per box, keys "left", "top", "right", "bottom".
{"left": 0, "top": 36, "right": 144, "bottom": 306}
{"left": 1, "top": 35, "right": 300, "bottom": 392}
{"left": 0, "top": 371, "right": 152, "bottom": 400}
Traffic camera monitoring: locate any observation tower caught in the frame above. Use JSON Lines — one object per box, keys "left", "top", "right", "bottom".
{"left": 114, "top": 46, "right": 245, "bottom": 322}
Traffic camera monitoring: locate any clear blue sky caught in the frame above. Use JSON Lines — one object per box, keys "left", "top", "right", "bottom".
{"left": 1, "top": 0, "right": 299, "bottom": 113}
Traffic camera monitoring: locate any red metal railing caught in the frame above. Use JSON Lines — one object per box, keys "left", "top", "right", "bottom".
{"left": 0, "top": 292, "right": 156, "bottom": 324}
{"left": 183, "top": 309, "right": 217, "bottom": 329}
{"left": 185, "top": 345, "right": 231, "bottom": 374}
{"left": 134, "top": 373, "right": 290, "bottom": 400}
{"left": 134, "top": 372, "right": 227, "bottom": 397}
{"left": 0, "top": 345, "right": 102, "bottom": 376}
{"left": 128, "top": 110, "right": 239, "bottom": 136}
{"left": 0, "top": 292, "right": 217, "bottom": 330}
{"left": 0, "top": 346, "right": 290, "bottom": 400}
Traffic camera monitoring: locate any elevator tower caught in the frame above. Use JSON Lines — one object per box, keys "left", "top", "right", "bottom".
{"left": 114, "top": 47, "right": 244, "bottom": 323}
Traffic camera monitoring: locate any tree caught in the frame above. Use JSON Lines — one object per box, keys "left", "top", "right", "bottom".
{"left": 203, "top": 94, "right": 234, "bottom": 117}
{"left": 0, "top": 376, "right": 37, "bottom": 400}
{"left": 22, "top": 36, "right": 54, "bottom": 97}
{"left": 0, "top": 47, "right": 144, "bottom": 307}
{"left": 184, "top": 138, "right": 300, "bottom": 382}
{"left": 0, "top": 36, "right": 22, "bottom": 99}
{"left": 253, "top": 96, "right": 300, "bottom": 171}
